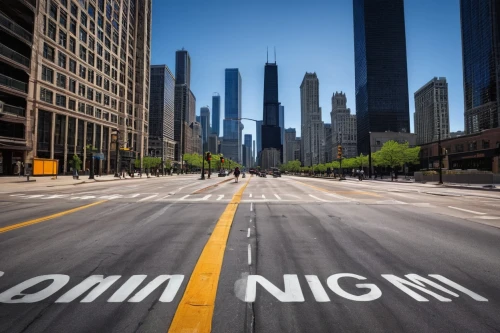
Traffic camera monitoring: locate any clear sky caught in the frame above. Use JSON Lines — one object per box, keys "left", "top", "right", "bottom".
{"left": 151, "top": 0, "right": 463, "bottom": 142}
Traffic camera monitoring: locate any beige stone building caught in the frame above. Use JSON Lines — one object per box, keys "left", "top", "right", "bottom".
{"left": 0, "top": 0, "right": 151, "bottom": 175}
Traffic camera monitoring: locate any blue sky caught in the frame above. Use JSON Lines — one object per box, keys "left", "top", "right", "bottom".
{"left": 151, "top": 0, "right": 463, "bottom": 141}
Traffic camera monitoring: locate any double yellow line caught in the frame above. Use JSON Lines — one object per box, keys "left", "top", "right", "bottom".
{"left": 168, "top": 176, "right": 251, "bottom": 333}
{"left": 0, "top": 200, "right": 107, "bottom": 234}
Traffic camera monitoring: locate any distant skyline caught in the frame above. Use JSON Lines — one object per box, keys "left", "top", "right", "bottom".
{"left": 151, "top": 0, "right": 463, "bottom": 143}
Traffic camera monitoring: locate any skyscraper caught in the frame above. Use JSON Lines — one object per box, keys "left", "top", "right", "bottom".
{"left": 353, "top": 0, "right": 410, "bottom": 155}
{"left": 256, "top": 120, "right": 263, "bottom": 158}
{"left": 331, "top": 92, "right": 357, "bottom": 159}
{"left": 285, "top": 128, "right": 297, "bottom": 163}
{"left": 25, "top": 0, "right": 152, "bottom": 176}
{"left": 460, "top": 0, "right": 500, "bottom": 133}
{"left": 200, "top": 106, "right": 210, "bottom": 150}
{"left": 212, "top": 93, "right": 221, "bottom": 136}
{"left": 280, "top": 105, "right": 285, "bottom": 161}
{"left": 243, "top": 134, "right": 252, "bottom": 168}
{"left": 222, "top": 69, "right": 242, "bottom": 163}
{"left": 261, "top": 60, "right": 282, "bottom": 162}
{"left": 149, "top": 65, "right": 176, "bottom": 163}
{"left": 174, "top": 49, "right": 197, "bottom": 161}
{"left": 175, "top": 49, "right": 191, "bottom": 86}
{"left": 300, "top": 73, "right": 325, "bottom": 166}
{"left": 414, "top": 77, "right": 450, "bottom": 145}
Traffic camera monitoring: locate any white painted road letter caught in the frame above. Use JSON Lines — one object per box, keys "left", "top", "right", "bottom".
{"left": 56, "top": 275, "right": 121, "bottom": 303}
{"left": 327, "top": 273, "right": 382, "bottom": 301}
{"left": 0, "top": 275, "right": 70, "bottom": 303}
{"left": 128, "top": 275, "right": 184, "bottom": 302}
{"left": 382, "top": 274, "right": 488, "bottom": 302}
{"left": 244, "top": 274, "right": 304, "bottom": 302}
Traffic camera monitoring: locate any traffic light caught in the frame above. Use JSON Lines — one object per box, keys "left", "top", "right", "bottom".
{"left": 221, "top": 156, "right": 225, "bottom": 164}
{"left": 206, "top": 152, "right": 211, "bottom": 161}
{"left": 337, "top": 145, "right": 342, "bottom": 160}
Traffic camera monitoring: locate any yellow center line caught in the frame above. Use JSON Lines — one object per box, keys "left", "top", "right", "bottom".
{"left": 292, "top": 179, "right": 381, "bottom": 197}
{"left": 0, "top": 200, "right": 107, "bottom": 234}
{"left": 168, "top": 176, "right": 251, "bottom": 333}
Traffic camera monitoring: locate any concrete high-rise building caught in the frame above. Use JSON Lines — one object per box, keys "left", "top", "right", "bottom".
{"left": 222, "top": 68, "right": 242, "bottom": 163}
{"left": 294, "top": 138, "right": 302, "bottom": 162}
{"left": 460, "top": 0, "right": 500, "bottom": 133}
{"left": 414, "top": 77, "right": 450, "bottom": 145}
{"left": 285, "top": 128, "right": 297, "bottom": 163}
{"left": 211, "top": 93, "right": 220, "bottom": 136}
{"left": 353, "top": 0, "right": 410, "bottom": 154}
{"left": 200, "top": 106, "right": 210, "bottom": 150}
{"left": 260, "top": 148, "right": 280, "bottom": 170}
{"left": 191, "top": 121, "right": 202, "bottom": 155}
{"left": 261, "top": 60, "right": 282, "bottom": 163}
{"left": 300, "top": 73, "right": 325, "bottom": 166}
{"left": 331, "top": 92, "right": 357, "bottom": 159}
{"left": 8, "top": 0, "right": 152, "bottom": 176}
{"left": 149, "top": 65, "right": 176, "bottom": 164}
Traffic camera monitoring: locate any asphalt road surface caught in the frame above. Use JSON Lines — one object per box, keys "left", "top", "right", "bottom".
{"left": 0, "top": 174, "right": 499, "bottom": 333}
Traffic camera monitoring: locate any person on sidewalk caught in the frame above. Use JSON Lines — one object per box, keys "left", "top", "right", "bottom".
{"left": 234, "top": 167, "right": 241, "bottom": 183}
{"left": 359, "top": 169, "right": 364, "bottom": 181}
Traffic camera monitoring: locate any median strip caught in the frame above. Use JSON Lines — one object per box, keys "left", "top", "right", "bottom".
{"left": 0, "top": 200, "right": 107, "bottom": 234}
{"left": 168, "top": 176, "right": 250, "bottom": 333}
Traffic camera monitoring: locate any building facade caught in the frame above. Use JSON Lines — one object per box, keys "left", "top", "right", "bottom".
{"left": 260, "top": 148, "right": 280, "bottom": 170}
{"left": 15, "top": 0, "right": 152, "bottom": 176}
{"left": 331, "top": 92, "right": 357, "bottom": 159}
{"left": 460, "top": 0, "right": 500, "bottom": 134}
{"left": 261, "top": 61, "right": 282, "bottom": 162}
{"left": 211, "top": 92, "right": 220, "bottom": 136}
{"left": 149, "top": 65, "right": 175, "bottom": 164}
{"left": 324, "top": 123, "right": 332, "bottom": 163}
{"left": 208, "top": 133, "right": 218, "bottom": 154}
{"left": 0, "top": 0, "right": 36, "bottom": 175}
{"left": 174, "top": 49, "right": 197, "bottom": 161}
{"left": 353, "top": 0, "right": 410, "bottom": 155}
{"left": 419, "top": 128, "right": 500, "bottom": 173}
{"left": 200, "top": 106, "right": 210, "bottom": 151}
{"left": 300, "top": 72, "right": 324, "bottom": 166}
{"left": 223, "top": 68, "right": 242, "bottom": 162}
{"left": 243, "top": 133, "right": 252, "bottom": 168}
{"left": 256, "top": 120, "right": 262, "bottom": 162}
{"left": 414, "top": 77, "right": 450, "bottom": 145}
{"left": 284, "top": 128, "right": 296, "bottom": 163}
{"left": 279, "top": 105, "right": 285, "bottom": 162}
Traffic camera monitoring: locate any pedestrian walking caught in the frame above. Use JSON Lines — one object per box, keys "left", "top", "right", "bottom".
{"left": 360, "top": 169, "right": 364, "bottom": 181}
{"left": 234, "top": 167, "right": 241, "bottom": 183}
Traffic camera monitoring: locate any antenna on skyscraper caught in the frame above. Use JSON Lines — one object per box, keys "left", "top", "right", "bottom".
{"left": 267, "top": 47, "right": 269, "bottom": 63}
{"left": 274, "top": 47, "right": 276, "bottom": 64}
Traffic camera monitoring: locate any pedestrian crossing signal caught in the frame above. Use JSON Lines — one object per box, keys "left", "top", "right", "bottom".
{"left": 221, "top": 157, "right": 225, "bottom": 164}
{"left": 337, "top": 146, "right": 342, "bottom": 159}
{"left": 206, "top": 152, "right": 211, "bottom": 161}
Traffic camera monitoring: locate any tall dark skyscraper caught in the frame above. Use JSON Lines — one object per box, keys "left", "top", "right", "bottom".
{"left": 261, "top": 58, "right": 282, "bottom": 162}
{"left": 212, "top": 93, "right": 221, "bottom": 136}
{"left": 460, "top": 0, "right": 500, "bottom": 133}
{"left": 175, "top": 49, "right": 191, "bottom": 86}
{"left": 200, "top": 106, "right": 210, "bottom": 150}
{"left": 353, "top": 0, "right": 410, "bottom": 154}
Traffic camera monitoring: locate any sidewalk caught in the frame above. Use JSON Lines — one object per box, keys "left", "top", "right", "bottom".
{"left": 0, "top": 173, "right": 195, "bottom": 191}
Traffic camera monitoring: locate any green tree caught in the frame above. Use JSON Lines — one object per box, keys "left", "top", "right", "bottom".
{"left": 70, "top": 154, "right": 82, "bottom": 171}
{"left": 377, "top": 140, "right": 406, "bottom": 181}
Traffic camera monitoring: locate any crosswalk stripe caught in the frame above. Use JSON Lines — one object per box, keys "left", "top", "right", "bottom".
{"left": 180, "top": 195, "right": 190, "bottom": 200}
{"left": 274, "top": 194, "right": 282, "bottom": 200}
{"left": 309, "top": 194, "right": 331, "bottom": 202}
{"left": 202, "top": 195, "right": 212, "bottom": 200}
{"left": 139, "top": 194, "right": 158, "bottom": 202}
{"left": 217, "top": 195, "right": 224, "bottom": 201}
{"left": 262, "top": 194, "right": 266, "bottom": 199}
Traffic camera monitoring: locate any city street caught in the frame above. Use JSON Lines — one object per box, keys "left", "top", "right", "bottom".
{"left": 0, "top": 174, "right": 499, "bottom": 332}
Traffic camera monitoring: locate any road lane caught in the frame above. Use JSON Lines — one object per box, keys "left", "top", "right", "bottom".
{"left": 213, "top": 176, "right": 500, "bottom": 332}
